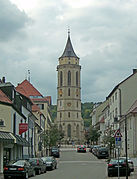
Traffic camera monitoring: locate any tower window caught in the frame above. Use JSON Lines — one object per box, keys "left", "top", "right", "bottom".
{"left": 68, "top": 88, "right": 70, "bottom": 96}
{"left": 67, "top": 124, "right": 71, "bottom": 138}
{"left": 76, "top": 89, "right": 79, "bottom": 97}
{"left": 68, "top": 71, "right": 71, "bottom": 86}
{"left": 60, "top": 71, "right": 63, "bottom": 86}
{"left": 77, "top": 113, "right": 78, "bottom": 118}
{"left": 68, "top": 112, "right": 70, "bottom": 118}
{"left": 60, "top": 101, "right": 62, "bottom": 106}
{"left": 77, "top": 101, "right": 78, "bottom": 108}
{"left": 76, "top": 71, "right": 78, "bottom": 86}
{"left": 60, "top": 112, "right": 62, "bottom": 118}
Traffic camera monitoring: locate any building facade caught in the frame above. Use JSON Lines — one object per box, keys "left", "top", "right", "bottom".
{"left": 56, "top": 32, "right": 84, "bottom": 144}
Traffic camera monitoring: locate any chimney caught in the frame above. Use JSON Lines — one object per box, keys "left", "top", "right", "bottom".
{"left": 133, "top": 69, "right": 137, "bottom": 74}
{"left": 2, "top": 77, "right": 5, "bottom": 83}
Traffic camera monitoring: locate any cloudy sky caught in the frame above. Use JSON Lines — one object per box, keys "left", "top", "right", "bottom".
{"left": 0, "top": 0, "right": 137, "bottom": 104}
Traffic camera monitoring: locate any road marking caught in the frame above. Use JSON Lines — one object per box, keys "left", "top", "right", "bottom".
{"left": 59, "top": 160, "right": 105, "bottom": 164}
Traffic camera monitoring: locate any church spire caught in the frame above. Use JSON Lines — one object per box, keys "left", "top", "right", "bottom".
{"left": 60, "top": 30, "right": 79, "bottom": 58}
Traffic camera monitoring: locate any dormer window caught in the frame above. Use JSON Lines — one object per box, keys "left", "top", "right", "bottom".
{"left": 0, "top": 119, "right": 4, "bottom": 126}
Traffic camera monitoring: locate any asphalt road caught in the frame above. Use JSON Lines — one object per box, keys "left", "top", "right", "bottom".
{"left": 33, "top": 148, "right": 107, "bottom": 179}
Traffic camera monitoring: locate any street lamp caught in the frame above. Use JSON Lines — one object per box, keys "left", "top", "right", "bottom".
{"left": 124, "top": 115, "right": 128, "bottom": 179}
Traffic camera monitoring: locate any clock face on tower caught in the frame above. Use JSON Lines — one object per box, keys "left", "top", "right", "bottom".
{"left": 67, "top": 102, "right": 71, "bottom": 107}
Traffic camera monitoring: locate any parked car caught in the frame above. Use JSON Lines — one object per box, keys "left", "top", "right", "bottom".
{"left": 119, "top": 157, "right": 134, "bottom": 172}
{"left": 96, "top": 147, "right": 109, "bottom": 159}
{"left": 28, "top": 158, "right": 46, "bottom": 175}
{"left": 3, "top": 159, "right": 35, "bottom": 179}
{"left": 51, "top": 147, "right": 60, "bottom": 158}
{"left": 43, "top": 156, "right": 57, "bottom": 170}
{"left": 92, "top": 145, "right": 102, "bottom": 156}
{"left": 77, "top": 145, "right": 86, "bottom": 153}
{"left": 107, "top": 158, "right": 131, "bottom": 177}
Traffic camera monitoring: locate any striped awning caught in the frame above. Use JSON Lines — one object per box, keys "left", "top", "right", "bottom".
{"left": 13, "top": 134, "right": 30, "bottom": 147}
{"left": 0, "top": 132, "right": 14, "bottom": 144}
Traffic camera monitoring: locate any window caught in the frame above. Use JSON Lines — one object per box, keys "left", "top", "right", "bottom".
{"left": 60, "top": 112, "right": 62, "bottom": 118}
{"left": 76, "top": 71, "right": 78, "bottom": 86}
{"left": 60, "top": 71, "right": 63, "bottom": 86}
{"left": 115, "top": 92, "right": 117, "bottom": 100}
{"left": 77, "top": 113, "right": 78, "bottom": 118}
{"left": 68, "top": 88, "right": 70, "bottom": 96}
{"left": 60, "top": 101, "right": 62, "bottom": 106}
{"left": 68, "top": 112, "right": 70, "bottom": 118}
{"left": 77, "top": 101, "right": 78, "bottom": 108}
{"left": 76, "top": 89, "right": 79, "bottom": 97}
{"left": 67, "top": 124, "right": 71, "bottom": 138}
{"left": 68, "top": 71, "right": 71, "bottom": 86}
{"left": 0, "top": 119, "right": 4, "bottom": 126}
{"left": 13, "top": 113, "right": 16, "bottom": 135}
{"left": 37, "top": 104, "right": 44, "bottom": 110}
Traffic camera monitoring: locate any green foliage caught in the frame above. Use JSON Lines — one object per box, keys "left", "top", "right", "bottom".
{"left": 88, "top": 126, "right": 101, "bottom": 144}
{"left": 103, "top": 130, "right": 115, "bottom": 149}
{"left": 81, "top": 102, "right": 94, "bottom": 127}
{"left": 41, "top": 125, "right": 64, "bottom": 147}
{"left": 49, "top": 105, "right": 57, "bottom": 122}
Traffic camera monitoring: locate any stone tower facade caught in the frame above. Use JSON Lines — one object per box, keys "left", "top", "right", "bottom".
{"left": 56, "top": 32, "right": 84, "bottom": 144}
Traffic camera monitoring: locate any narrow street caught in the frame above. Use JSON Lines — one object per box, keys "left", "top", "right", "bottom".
{"left": 33, "top": 147, "right": 107, "bottom": 179}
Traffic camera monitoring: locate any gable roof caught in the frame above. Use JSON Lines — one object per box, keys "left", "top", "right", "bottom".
{"left": 16, "top": 80, "right": 43, "bottom": 98}
{"left": 107, "top": 70, "right": 137, "bottom": 98}
{"left": 0, "top": 89, "right": 12, "bottom": 104}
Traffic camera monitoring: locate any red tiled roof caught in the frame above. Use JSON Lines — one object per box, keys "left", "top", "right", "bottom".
{"left": 0, "top": 89, "right": 12, "bottom": 104}
{"left": 16, "top": 80, "right": 43, "bottom": 98}
{"left": 31, "top": 96, "right": 52, "bottom": 105}
{"left": 99, "top": 117, "right": 105, "bottom": 123}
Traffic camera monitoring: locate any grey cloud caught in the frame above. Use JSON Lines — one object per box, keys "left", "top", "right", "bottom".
{"left": 0, "top": 0, "right": 30, "bottom": 41}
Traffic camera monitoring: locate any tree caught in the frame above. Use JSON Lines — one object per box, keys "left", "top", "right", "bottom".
{"left": 102, "top": 129, "right": 115, "bottom": 158}
{"left": 89, "top": 126, "right": 101, "bottom": 144}
{"left": 41, "top": 125, "right": 64, "bottom": 148}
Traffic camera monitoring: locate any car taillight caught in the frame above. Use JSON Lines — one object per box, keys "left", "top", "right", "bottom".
{"left": 123, "top": 163, "right": 126, "bottom": 166}
{"left": 4, "top": 167, "right": 8, "bottom": 171}
{"left": 18, "top": 167, "right": 24, "bottom": 171}
{"left": 108, "top": 164, "right": 113, "bottom": 167}
{"left": 84, "top": 148, "right": 86, "bottom": 150}
{"left": 37, "top": 160, "right": 39, "bottom": 165}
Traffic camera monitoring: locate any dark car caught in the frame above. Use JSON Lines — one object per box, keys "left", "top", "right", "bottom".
{"left": 92, "top": 145, "right": 102, "bottom": 156}
{"left": 77, "top": 145, "right": 86, "bottom": 153}
{"left": 28, "top": 158, "right": 46, "bottom": 175}
{"left": 51, "top": 147, "right": 60, "bottom": 158}
{"left": 119, "top": 157, "right": 134, "bottom": 172}
{"left": 3, "top": 159, "right": 35, "bottom": 179}
{"left": 96, "top": 147, "right": 109, "bottom": 159}
{"left": 107, "top": 158, "right": 131, "bottom": 177}
{"left": 43, "top": 156, "right": 57, "bottom": 170}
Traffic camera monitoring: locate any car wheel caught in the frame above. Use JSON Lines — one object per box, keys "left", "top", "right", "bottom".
{"left": 24, "top": 172, "right": 29, "bottom": 179}
{"left": 4, "top": 176, "right": 8, "bottom": 179}
{"left": 38, "top": 169, "right": 41, "bottom": 175}
{"left": 32, "top": 170, "right": 36, "bottom": 177}
{"left": 108, "top": 172, "right": 111, "bottom": 177}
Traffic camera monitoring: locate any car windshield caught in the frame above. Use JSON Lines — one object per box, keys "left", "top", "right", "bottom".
{"left": 45, "top": 157, "right": 53, "bottom": 162}
{"left": 52, "top": 149, "right": 58, "bottom": 152}
{"left": 110, "top": 159, "right": 125, "bottom": 164}
{"left": 9, "top": 160, "right": 25, "bottom": 166}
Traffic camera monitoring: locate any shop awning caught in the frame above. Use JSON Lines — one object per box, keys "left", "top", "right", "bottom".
{"left": 0, "top": 132, "right": 14, "bottom": 144}
{"left": 13, "top": 134, "right": 30, "bottom": 147}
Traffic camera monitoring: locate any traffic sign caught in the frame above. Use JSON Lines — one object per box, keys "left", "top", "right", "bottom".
{"left": 114, "top": 129, "right": 122, "bottom": 138}
{"left": 115, "top": 137, "right": 122, "bottom": 148}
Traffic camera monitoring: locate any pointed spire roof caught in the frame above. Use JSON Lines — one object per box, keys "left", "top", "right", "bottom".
{"left": 60, "top": 30, "right": 79, "bottom": 58}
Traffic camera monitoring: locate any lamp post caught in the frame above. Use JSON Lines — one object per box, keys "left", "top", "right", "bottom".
{"left": 124, "top": 115, "right": 128, "bottom": 179}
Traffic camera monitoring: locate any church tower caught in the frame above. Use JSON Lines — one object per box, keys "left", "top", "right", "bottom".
{"left": 56, "top": 31, "right": 84, "bottom": 144}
